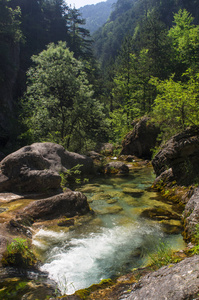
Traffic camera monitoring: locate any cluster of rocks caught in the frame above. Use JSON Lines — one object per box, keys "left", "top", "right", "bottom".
{"left": 0, "top": 121, "right": 199, "bottom": 300}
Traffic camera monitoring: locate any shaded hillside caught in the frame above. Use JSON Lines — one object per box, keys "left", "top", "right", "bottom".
{"left": 80, "top": 0, "right": 116, "bottom": 34}
{"left": 93, "top": 0, "right": 199, "bottom": 67}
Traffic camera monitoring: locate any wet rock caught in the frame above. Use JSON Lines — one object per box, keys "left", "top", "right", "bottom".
{"left": 57, "top": 218, "right": 75, "bottom": 227}
{"left": 152, "top": 126, "right": 199, "bottom": 185}
{"left": 121, "top": 116, "right": 160, "bottom": 159}
{"left": 0, "top": 142, "right": 94, "bottom": 193}
{"left": 140, "top": 207, "right": 181, "bottom": 221}
{"left": 18, "top": 191, "right": 90, "bottom": 221}
{"left": 121, "top": 255, "right": 199, "bottom": 300}
{"left": 104, "top": 161, "right": 129, "bottom": 175}
{"left": 96, "top": 205, "right": 123, "bottom": 215}
{"left": 160, "top": 219, "right": 183, "bottom": 234}
{"left": 123, "top": 188, "right": 144, "bottom": 197}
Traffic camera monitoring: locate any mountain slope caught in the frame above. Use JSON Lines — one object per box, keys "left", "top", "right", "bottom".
{"left": 79, "top": 0, "right": 116, "bottom": 34}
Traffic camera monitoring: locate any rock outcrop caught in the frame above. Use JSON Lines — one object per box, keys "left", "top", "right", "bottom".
{"left": 120, "top": 255, "right": 199, "bottom": 300}
{"left": 183, "top": 187, "right": 199, "bottom": 240}
{"left": 152, "top": 127, "right": 199, "bottom": 185}
{"left": 121, "top": 116, "right": 160, "bottom": 159}
{"left": 0, "top": 142, "right": 94, "bottom": 193}
{"left": 18, "top": 191, "right": 90, "bottom": 221}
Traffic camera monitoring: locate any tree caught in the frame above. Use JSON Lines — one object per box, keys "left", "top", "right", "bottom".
{"left": 151, "top": 71, "right": 199, "bottom": 139}
{"left": 67, "top": 7, "right": 92, "bottom": 59}
{"left": 21, "top": 41, "right": 106, "bottom": 152}
{"left": 168, "top": 9, "right": 199, "bottom": 77}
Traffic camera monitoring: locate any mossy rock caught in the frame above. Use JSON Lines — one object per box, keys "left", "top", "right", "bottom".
{"left": 91, "top": 193, "right": 112, "bottom": 201}
{"left": 78, "top": 185, "right": 102, "bottom": 193}
{"left": 75, "top": 279, "right": 114, "bottom": 299}
{"left": 160, "top": 219, "right": 183, "bottom": 234}
{"left": 106, "top": 199, "right": 118, "bottom": 204}
{"left": 140, "top": 207, "right": 181, "bottom": 221}
{"left": 123, "top": 187, "right": 144, "bottom": 197}
{"left": 96, "top": 205, "right": 123, "bottom": 215}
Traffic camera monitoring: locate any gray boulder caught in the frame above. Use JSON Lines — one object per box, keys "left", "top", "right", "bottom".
{"left": 104, "top": 161, "right": 129, "bottom": 175}
{"left": 121, "top": 116, "right": 160, "bottom": 159}
{"left": 152, "top": 127, "right": 199, "bottom": 185}
{"left": 18, "top": 191, "right": 90, "bottom": 221}
{"left": 183, "top": 187, "right": 199, "bottom": 240}
{"left": 121, "top": 255, "right": 199, "bottom": 300}
{"left": 0, "top": 142, "right": 94, "bottom": 193}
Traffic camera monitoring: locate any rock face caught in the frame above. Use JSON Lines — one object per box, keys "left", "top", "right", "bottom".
{"left": 121, "top": 255, "right": 199, "bottom": 300}
{"left": 0, "top": 142, "right": 94, "bottom": 193}
{"left": 19, "top": 191, "right": 90, "bottom": 221}
{"left": 121, "top": 116, "right": 160, "bottom": 159}
{"left": 152, "top": 127, "right": 199, "bottom": 185}
{"left": 183, "top": 187, "right": 199, "bottom": 240}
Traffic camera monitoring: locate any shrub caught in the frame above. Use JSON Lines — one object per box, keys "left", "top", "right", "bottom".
{"left": 2, "top": 238, "right": 37, "bottom": 268}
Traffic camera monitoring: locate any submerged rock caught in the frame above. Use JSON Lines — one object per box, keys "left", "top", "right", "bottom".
{"left": 0, "top": 142, "right": 94, "bottom": 193}
{"left": 140, "top": 207, "right": 181, "bottom": 221}
{"left": 121, "top": 255, "right": 199, "bottom": 300}
{"left": 123, "top": 188, "right": 144, "bottom": 197}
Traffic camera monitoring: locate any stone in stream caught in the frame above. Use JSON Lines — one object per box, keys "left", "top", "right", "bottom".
{"left": 104, "top": 161, "right": 129, "bottom": 175}
{"left": 0, "top": 142, "right": 94, "bottom": 193}
{"left": 122, "top": 187, "right": 144, "bottom": 197}
{"left": 17, "top": 191, "right": 90, "bottom": 221}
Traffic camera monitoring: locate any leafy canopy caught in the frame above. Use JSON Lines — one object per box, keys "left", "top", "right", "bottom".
{"left": 22, "top": 41, "right": 106, "bottom": 152}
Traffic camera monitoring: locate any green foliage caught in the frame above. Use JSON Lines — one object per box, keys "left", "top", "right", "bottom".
{"left": 151, "top": 71, "right": 199, "bottom": 139}
{"left": 108, "top": 108, "right": 131, "bottom": 143}
{"left": 60, "top": 164, "right": 89, "bottom": 189}
{"left": 187, "top": 224, "right": 199, "bottom": 254}
{"left": 21, "top": 41, "right": 107, "bottom": 152}
{"left": 148, "top": 240, "right": 181, "bottom": 269}
{"left": 168, "top": 9, "right": 199, "bottom": 74}
{"left": 2, "top": 238, "right": 37, "bottom": 268}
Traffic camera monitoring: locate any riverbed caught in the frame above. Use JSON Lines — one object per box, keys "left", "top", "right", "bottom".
{"left": 33, "top": 166, "right": 185, "bottom": 295}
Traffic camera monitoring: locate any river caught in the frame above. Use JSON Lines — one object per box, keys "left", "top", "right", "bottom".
{"left": 33, "top": 166, "right": 185, "bottom": 295}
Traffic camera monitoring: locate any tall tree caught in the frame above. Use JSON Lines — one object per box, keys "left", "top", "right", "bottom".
{"left": 21, "top": 42, "right": 106, "bottom": 152}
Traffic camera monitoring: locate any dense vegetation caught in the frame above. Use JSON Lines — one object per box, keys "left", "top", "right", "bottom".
{"left": 0, "top": 0, "right": 199, "bottom": 154}
{"left": 79, "top": 0, "right": 115, "bottom": 34}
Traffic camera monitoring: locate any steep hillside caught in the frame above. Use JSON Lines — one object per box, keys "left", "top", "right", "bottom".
{"left": 79, "top": 0, "right": 116, "bottom": 34}
{"left": 93, "top": 0, "right": 199, "bottom": 67}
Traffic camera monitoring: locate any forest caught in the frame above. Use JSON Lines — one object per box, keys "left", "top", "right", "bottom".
{"left": 1, "top": 0, "right": 199, "bottom": 155}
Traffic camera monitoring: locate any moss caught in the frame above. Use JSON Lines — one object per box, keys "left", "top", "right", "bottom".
{"left": 74, "top": 279, "right": 114, "bottom": 299}
{"left": 1, "top": 238, "right": 37, "bottom": 268}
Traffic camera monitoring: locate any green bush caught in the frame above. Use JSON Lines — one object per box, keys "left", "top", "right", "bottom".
{"left": 2, "top": 238, "right": 37, "bottom": 268}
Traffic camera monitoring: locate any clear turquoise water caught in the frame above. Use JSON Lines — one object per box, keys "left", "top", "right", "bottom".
{"left": 33, "top": 167, "right": 185, "bottom": 295}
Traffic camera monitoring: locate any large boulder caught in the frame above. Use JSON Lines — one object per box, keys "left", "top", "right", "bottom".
{"left": 121, "top": 255, "right": 199, "bottom": 300}
{"left": 120, "top": 116, "right": 160, "bottom": 159}
{"left": 152, "top": 127, "right": 199, "bottom": 185}
{"left": 18, "top": 191, "right": 90, "bottom": 221}
{"left": 0, "top": 142, "right": 94, "bottom": 193}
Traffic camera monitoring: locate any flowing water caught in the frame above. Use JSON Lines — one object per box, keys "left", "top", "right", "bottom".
{"left": 33, "top": 166, "right": 185, "bottom": 295}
